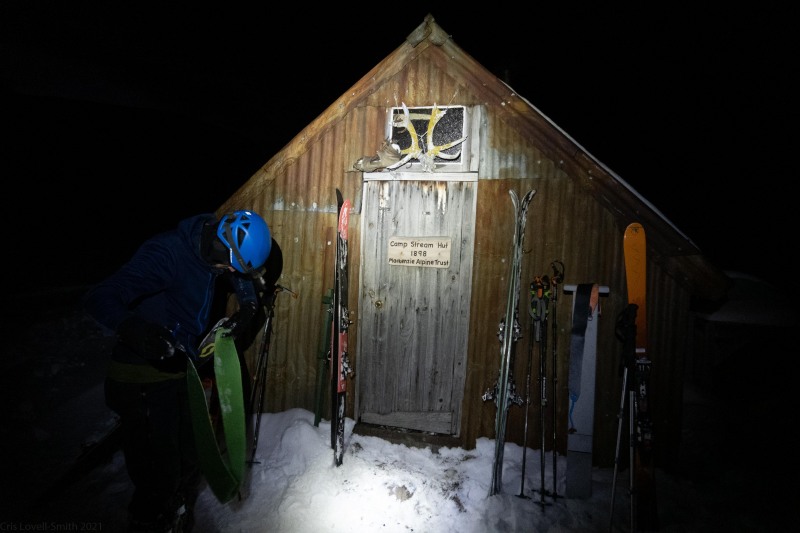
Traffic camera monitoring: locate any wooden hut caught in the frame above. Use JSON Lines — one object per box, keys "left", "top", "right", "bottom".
{"left": 217, "top": 14, "right": 729, "bottom": 471}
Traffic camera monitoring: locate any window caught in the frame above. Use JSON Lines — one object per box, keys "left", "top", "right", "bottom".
{"left": 387, "top": 104, "right": 470, "bottom": 172}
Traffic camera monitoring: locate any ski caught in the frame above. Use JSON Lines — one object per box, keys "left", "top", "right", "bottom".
{"left": 186, "top": 327, "right": 246, "bottom": 503}
{"left": 484, "top": 188, "right": 536, "bottom": 496}
{"left": 623, "top": 222, "right": 658, "bottom": 531}
{"left": 198, "top": 317, "right": 229, "bottom": 360}
{"left": 331, "top": 189, "right": 353, "bottom": 466}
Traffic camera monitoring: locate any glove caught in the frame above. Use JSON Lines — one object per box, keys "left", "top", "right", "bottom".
{"left": 221, "top": 301, "right": 257, "bottom": 340}
{"left": 117, "top": 316, "right": 177, "bottom": 361}
{"left": 221, "top": 312, "right": 247, "bottom": 340}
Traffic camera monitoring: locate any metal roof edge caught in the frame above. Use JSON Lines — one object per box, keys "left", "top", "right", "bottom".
{"left": 504, "top": 80, "right": 698, "bottom": 250}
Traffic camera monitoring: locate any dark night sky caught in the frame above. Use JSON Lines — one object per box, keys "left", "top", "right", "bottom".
{"left": 3, "top": 4, "right": 797, "bottom": 295}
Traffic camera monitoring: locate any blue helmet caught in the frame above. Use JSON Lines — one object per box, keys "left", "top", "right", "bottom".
{"left": 216, "top": 210, "right": 272, "bottom": 273}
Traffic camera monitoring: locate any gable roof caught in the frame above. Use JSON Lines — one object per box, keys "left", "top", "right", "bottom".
{"left": 221, "top": 13, "right": 729, "bottom": 301}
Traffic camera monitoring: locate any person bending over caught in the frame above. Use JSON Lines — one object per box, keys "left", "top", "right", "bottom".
{"left": 84, "top": 210, "right": 273, "bottom": 532}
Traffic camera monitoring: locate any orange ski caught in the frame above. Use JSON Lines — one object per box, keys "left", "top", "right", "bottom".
{"left": 623, "top": 222, "right": 647, "bottom": 356}
{"left": 623, "top": 222, "right": 658, "bottom": 531}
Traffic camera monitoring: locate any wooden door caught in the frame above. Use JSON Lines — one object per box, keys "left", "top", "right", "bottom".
{"left": 357, "top": 177, "right": 476, "bottom": 435}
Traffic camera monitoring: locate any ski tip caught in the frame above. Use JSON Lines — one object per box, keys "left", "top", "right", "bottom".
{"left": 508, "top": 189, "right": 536, "bottom": 210}
{"left": 625, "top": 222, "right": 644, "bottom": 235}
{"left": 522, "top": 189, "right": 536, "bottom": 205}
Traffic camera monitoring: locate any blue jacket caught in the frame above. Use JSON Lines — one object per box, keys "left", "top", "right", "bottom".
{"left": 84, "top": 213, "right": 258, "bottom": 362}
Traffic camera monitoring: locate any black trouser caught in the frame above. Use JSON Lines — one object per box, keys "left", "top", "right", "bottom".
{"left": 105, "top": 376, "right": 200, "bottom": 525}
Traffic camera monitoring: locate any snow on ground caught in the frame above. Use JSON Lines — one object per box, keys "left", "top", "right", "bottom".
{"left": 2, "top": 285, "right": 795, "bottom": 532}
{"left": 8, "top": 401, "right": 789, "bottom": 532}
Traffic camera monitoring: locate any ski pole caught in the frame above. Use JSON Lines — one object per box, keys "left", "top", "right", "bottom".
{"left": 629, "top": 389, "right": 637, "bottom": 532}
{"left": 517, "top": 282, "right": 537, "bottom": 499}
{"left": 248, "top": 289, "right": 275, "bottom": 464}
{"left": 609, "top": 303, "right": 638, "bottom": 531}
{"left": 549, "top": 260, "right": 564, "bottom": 499}
{"left": 314, "top": 289, "right": 334, "bottom": 426}
{"left": 609, "top": 365, "right": 629, "bottom": 532}
{"left": 531, "top": 275, "right": 551, "bottom": 508}
{"left": 249, "top": 284, "right": 297, "bottom": 464}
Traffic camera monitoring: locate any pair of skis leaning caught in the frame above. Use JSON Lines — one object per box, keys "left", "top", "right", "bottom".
{"left": 482, "top": 189, "right": 535, "bottom": 497}
{"left": 330, "top": 189, "right": 353, "bottom": 466}
{"left": 311, "top": 188, "right": 352, "bottom": 467}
